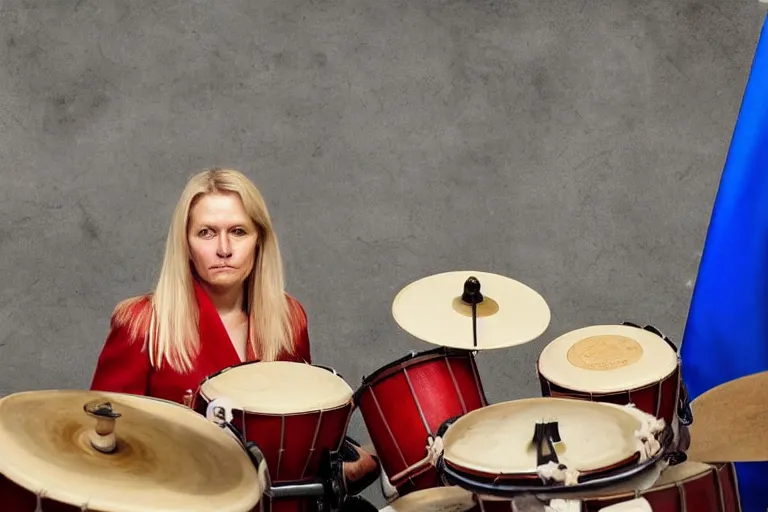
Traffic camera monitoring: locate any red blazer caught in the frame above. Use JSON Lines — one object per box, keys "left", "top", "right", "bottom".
{"left": 90, "top": 280, "right": 311, "bottom": 405}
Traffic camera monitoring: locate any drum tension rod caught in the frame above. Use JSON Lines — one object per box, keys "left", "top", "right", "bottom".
{"left": 461, "top": 276, "right": 483, "bottom": 349}
{"left": 532, "top": 421, "right": 561, "bottom": 467}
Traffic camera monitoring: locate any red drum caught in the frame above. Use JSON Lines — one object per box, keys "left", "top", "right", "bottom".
{"left": 537, "top": 324, "right": 688, "bottom": 428}
{"left": 355, "top": 347, "right": 487, "bottom": 496}
{"left": 195, "top": 361, "right": 355, "bottom": 512}
{"left": 473, "top": 461, "right": 741, "bottom": 512}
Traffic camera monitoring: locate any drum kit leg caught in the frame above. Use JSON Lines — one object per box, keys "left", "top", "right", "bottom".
{"left": 0, "top": 270, "right": 759, "bottom": 511}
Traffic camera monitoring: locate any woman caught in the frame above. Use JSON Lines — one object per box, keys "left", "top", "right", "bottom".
{"left": 90, "top": 167, "right": 379, "bottom": 497}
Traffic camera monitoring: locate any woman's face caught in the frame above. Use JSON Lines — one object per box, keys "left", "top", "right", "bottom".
{"left": 187, "top": 192, "right": 259, "bottom": 293}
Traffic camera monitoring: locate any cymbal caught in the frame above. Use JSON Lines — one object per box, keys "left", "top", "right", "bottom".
{"left": 0, "top": 390, "right": 262, "bottom": 512}
{"left": 391, "top": 270, "right": 551, "bottom": 350}
{"left": 687, "top": 370, "right": 768, "bottom": 462}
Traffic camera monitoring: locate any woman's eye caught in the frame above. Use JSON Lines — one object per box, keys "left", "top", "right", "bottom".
{"left": 233, "top": 228, "right": 246, "bottom": 236}
{"left": 198, "top": 229, "right": 213, "bottom": 238}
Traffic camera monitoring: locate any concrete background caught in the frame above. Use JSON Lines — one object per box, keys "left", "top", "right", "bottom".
{"left": 0, "top": 0, "right": 763, "bottom": 507}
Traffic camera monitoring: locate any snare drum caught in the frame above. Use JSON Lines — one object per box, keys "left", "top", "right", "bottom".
{"left": 537, "top": 324, "right": 683, "bottom": 427}
{"left": 439, "top": 397, "right": 670, "bottom": 494}
{"left": 355, "top": 347, "right": 487, "bottom": 496}
{"left": 195, "top": 361, "right": 355, "bottom": 512}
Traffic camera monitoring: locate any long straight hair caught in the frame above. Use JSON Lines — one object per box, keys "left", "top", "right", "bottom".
{"left": 141, "top": 168, "right": 297, "bottom": 372}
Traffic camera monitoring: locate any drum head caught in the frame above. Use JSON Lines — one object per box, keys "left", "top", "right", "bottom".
{"left": 538, "top": 325, "right": 677, "bottom": 393}
{"left": 652, "top": 460, "right": 713, "bottom": 486}
{"left": 200, "top": 361, "right": 353, "bottom": 414}
{"left": 442, "top": 398, "right": 643, "bottom": 476}
{"left": 383, "top": 486, "right": 476, "bottom": 511}
{"left": 391, "top": 270, "right": 551, "bottom": 350}
{"left": 0, "top": 390, "right": 261, "bottom": 512}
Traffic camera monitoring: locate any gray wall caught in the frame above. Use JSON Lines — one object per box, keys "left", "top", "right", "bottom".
{"left": 0, "top": 0, "right": 763, "bottom": 507}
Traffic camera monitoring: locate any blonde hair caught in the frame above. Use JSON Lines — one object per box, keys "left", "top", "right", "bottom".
{"left": 125, "top": 168, "right": 298, "bottom": 373}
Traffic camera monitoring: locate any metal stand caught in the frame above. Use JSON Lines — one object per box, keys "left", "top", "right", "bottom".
{"left": 245, "top": 443, "right": 346, "bottom": 511}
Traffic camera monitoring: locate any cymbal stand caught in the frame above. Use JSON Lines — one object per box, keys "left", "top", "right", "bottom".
{"left": 461, "top": 276, "right": 483, "bottom": 349}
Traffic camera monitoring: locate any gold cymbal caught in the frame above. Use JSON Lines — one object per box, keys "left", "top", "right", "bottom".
{"left": 392, "top": 270, "right": 551, "bottom": 350}
{"left": 687, "top": 370, "right": 768, "bottom": 463}
{"left": 0, "top": 390, "right": 262, "bottom": 512}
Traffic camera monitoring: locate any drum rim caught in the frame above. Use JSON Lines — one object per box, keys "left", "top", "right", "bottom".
{"left": 197, "top": 360, "right": 354, "bottom": 414}
{"left": 537, "top": 325, "right": 679, "bottom": 392}
{"left": 197, "top": 389, "right": 355, "bottom": 416}
{"left": 353, "top": 346, "right": 475, "bottom": 403}
{"left": 0, "top": 390, "right": 262, "bottom": 512}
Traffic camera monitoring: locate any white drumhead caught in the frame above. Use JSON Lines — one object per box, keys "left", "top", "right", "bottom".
{"left": 442, "top": 398, "right": 642, "bottom": 474}
{"left": 652, "top": 460, "right": 713, "bottom": 486}
{"left": 538, "top": 325, "right": 677, "bottom": 393}
{"left": 381, "top": 486, "right": 476, "bottom": 511}
{"left": 392, "top": 270, "right": 551, "bottom": 350}
{"left": 0, "top": 390, "right": 261, "bottom": 512}
{"left": 200, "top": 361, "right": 353, "bottom": 414}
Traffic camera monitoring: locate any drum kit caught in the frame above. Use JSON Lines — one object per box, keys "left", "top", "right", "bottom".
{"left": 0, "top": 269, "right": 760, "bottom": 511}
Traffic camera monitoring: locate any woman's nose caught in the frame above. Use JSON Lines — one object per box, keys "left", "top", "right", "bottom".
{"left": 216, "top": 236, "right": 232, "bottom": 258}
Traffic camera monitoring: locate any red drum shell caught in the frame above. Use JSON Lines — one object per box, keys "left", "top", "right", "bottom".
{"left": 355, "top": 347, "right": 487, "bottom": 496}
{"left": 538, "top": 366, "right": 681, "bottom": 429}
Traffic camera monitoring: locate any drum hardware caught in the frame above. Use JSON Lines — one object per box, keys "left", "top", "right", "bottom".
{"left": 83, "top": 400, "right": 121, "bottom": 454}
{"left": 619, "top": 321, "right": 694, "bottom": 426}
{"left": 461, "top": 276, "right": 484, "bottom": 349}
{"left": 265, "top": 451, "right": 347, "bottom": 512}
{"left": 532, "top": 421, "right": 562, "bottom": 467}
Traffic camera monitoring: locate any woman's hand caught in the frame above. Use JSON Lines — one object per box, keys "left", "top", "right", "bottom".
{"left": 341, "top": 442, "right": 380, "bottom": 493}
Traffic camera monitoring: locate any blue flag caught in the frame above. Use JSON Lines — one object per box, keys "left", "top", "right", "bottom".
{"left": 680, "top": 13, "right": 768, "bottom": 512}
